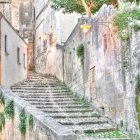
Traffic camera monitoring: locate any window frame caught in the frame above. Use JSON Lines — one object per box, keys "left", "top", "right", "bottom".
{"left": 17, "top": 47, "right": 21, "bottom": 65}
{"left": 4, "top": 35, "right": 9, "bottom": 55}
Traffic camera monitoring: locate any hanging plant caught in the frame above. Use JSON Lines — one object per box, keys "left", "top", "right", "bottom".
{"left": 76, "top": 44, "right": 84, "bottom": 64}
{"left": 5, "top": 100, "right": 14, "bottom": 119}
{"left": 0, "top": 93, "right": 5, "bottom": 106}
{"left": 0, "top": 112, "right": 5, "bottom": 131}
{"left": 19, "top": 108, "right": 27, "bottom": 135}
{"left": 135, "top": 74, "right": 140, "bottom": 95}
{"left": 28, "top": 114, "right": 33, "bottom": 129}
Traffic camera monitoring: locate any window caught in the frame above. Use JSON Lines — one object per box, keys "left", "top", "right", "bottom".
{"left": 17, "top": 47, "right": 21, "bottom": 64}
{"left": 23, "top": 53, "right": 26, "bottom": 68}
{"left": 103, "top": 34, "right": 107, "bottom": 52}
{"left": 4, "top": 35, "right": 8, "bottom": 54}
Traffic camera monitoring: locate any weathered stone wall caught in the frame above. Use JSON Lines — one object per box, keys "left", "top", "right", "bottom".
{"left": 63, "top": 5, "right": 139, "bottom": 132}
{"left": 0, "top": 87, "right": 76, "bottom": 140}
{"left": 35, "top": 44, "right": 64, "bottom": 81}
{"left": 34, "top": 1, "right": 79, "bottom": 81}
{"left": 1, "top": 15, "right": 28, "bottom": 88}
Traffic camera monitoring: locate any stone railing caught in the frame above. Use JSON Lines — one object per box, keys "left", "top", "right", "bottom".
{"left": 0, "top": 86, "right": 76, "bottom": 140}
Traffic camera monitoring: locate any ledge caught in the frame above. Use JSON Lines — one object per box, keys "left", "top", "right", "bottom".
{"left": 0, "top": 86, "right": 76, "bottom": 140}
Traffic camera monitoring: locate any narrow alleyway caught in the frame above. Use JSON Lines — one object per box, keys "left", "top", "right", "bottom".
{"left": 11, "top": 72, "right": 130, "bottom": 139}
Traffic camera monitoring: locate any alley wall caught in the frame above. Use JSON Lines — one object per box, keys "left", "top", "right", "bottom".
{"left": 0, "top": 15, "right": 28, "bottom": 88}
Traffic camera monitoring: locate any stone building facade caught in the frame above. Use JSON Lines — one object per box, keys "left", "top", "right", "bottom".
{"left": 34, "top": 0, "right": 80, "bottom": 80}
{"left": 35, "top": 3, "right": 140, "bottom": 134}
{"left": 0, "top": 0, "right": 34, "bottom": 65}
{"left": 0, "top": 13, "right": 28, "bottom": 88}
{"left": 63, "top": 5, "right": 140, "bottom": 133}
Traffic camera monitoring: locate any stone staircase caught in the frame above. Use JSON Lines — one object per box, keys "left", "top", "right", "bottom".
{"left": 11, "top": 72, "right": 130, "bottom": 140}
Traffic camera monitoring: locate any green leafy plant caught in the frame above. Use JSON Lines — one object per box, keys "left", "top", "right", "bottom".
{"left": 28, "top": 114, "right": 33, "bottom": 129}
{"left": 135, "top": 74, "right": 140, "bottom": 95}
{"left": 51, "top": 0, "right": 118, "bottom": 17}
{"left": 113, "top": 2, "right": 140, "bottom": 36}
{"left": 76, "top": 44, "right": 84, "bottom": 64}
{"left": 0, "top": 112, "right": 5, "bottom": 131}
{"left": 0, "top": 92, "right": 5, "bottom": 105}
{"left": 133, "top": 23, "right": 140, "bottom": 31}
{"left": 135, "top": 74, "right": 140, "bottom": 129}
{"left": 19, "top": 108, "right": 27, "bottom": 135}
{"left": 4, "top": 100, "right": 14, "bottom": 119}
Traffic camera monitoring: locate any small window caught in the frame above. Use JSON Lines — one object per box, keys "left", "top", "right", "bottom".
{"left": 23, "top": 53, "right": 26, "bottom": 69}
{"left": 4, "top": 35, "right": 8, "bottom": 54}
{"left": 17, "top": 47, "right": 21, "bottom": 64}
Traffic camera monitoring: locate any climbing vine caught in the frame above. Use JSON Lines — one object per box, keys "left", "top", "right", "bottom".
{"left": 0, "top": 113, "right": 5, "bottom": 131}
{"left": 19, "top": 108, "right": 27, "bottom": 135}
{"left": 0, "top": 93, "right": 5, "bottom": 106}
{"left": 135, "top": 74, "right": 140, "bottom": 129}
{"left": 4, "top": 100, "right": 14, "bottom": 119}
{"left": 113, "top": 2, "right": 140, "bottom": 35}
{"left": 28, "top": 114, "right": 33, "bottom": 129}
{"left": 76, "top": 44, "right": 84, "bottom": 64}
{"left": 135, "top": 74, "right": 140, "bottom": 95}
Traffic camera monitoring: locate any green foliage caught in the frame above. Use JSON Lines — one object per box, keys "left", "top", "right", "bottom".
{"left": 0, "top": 112, "right": 5, "bottom": 131}
{"left": 19, "top": 108, "right": 27, "bottom": 135}
{"left": 76, "top": 44, "right": 84, "bottom": 64}
{"left": 51, "top": 0, "right": 118, "bottom": 15}
{"left": 4, "top": 100, "right": 14, "bottom": 119}
{"left": 82, "top": 130, "right": 128, "bottom": 138}
{"left": 135, "top": 74, "right": 140, "bottom": 95}
{"left": 121, "top": 59, "right": 130, "bottom": 71}
{"left": 0, "top": 93, "right": 5, "bottom": 105}
{"left": 133, "top": 23, "right": 140, "bottom": 31}
{"left": 113, "top": 2, "right": 140, "bottom": 33}
{"left": 135, "top": 94, "right": 140, "bottom": 129}
{"left": 28, "top": 115, "right": 33, "bottom": 129}
{"left": 135, "top": 74, "right": 140, "bottom": 129}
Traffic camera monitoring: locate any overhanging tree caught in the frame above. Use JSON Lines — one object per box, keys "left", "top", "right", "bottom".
{"left": 51, "top": 0, "right": 118, "bottom": 17}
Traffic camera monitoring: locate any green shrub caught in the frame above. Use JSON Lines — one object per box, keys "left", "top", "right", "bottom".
{"left": 113, "top": 2, "right": 140, "bottom": 35}
{"left": 135, "top": 74, "right": 140, "bottom": 95}
{"left": 19, "top": 108, "right": 27, "bottom": 135}
{"left": 0, "top": 112, "right": 5, "bottom": 131}
{"left": 28, "top": 114, "right": 33, "bottom": 129}
{"left": 5, "top": 100, "right": 14, "bottom": 119}
{"left": 76, "top": 44, "right": 84, "bottom": 64}
{"left": 0, "top": 93, "right": 5, "bottom": 105}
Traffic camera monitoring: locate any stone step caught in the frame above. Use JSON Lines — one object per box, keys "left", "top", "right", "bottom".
{"left": 11, "top": 90, "right": 70, "bottom": 93}
{"left": 64, "top": 123, "right": 116, "bottom": 133}
{"left": 12, "top": 85, "right": 66, "bottom": 88}
{"left": 19, "top": 95, "right": 73, "bottom": 99}
{"left": 17, "top": 93, "right": 73, "bottom": 96}
{"left": 24, "top": 98, "right": 74, "bottom": 102}
{"left": 41, "top": 108, "right": 93, "bottom": 113}
{"left": 56, "top": 118, "right": 108, "bottom": 125}
{"left": 11, "top": 72, "right": 128, "bottom": 139}
{"left": 48, "top": 112, "right": 100, "bottom": 118}
{"left": 78, "top": 131, "right": 131, "bottom": 140}
{"left": 30, "top": 102, "right": 83, "bottom": 106}
{"left": 35, "top": 104, "right": 89, "bottom": 109}
{"left": 11, "top": 87, "right": 68, "bottom": 90}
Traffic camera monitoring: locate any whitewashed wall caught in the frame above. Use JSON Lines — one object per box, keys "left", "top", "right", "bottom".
{"left": 1, "top": 16, "right": 28, "bottom": 88}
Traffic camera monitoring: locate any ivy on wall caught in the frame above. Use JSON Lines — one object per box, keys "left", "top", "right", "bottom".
{"left": 0, "top": 93, "right": 5, "bottom": 106}
{"left": 19, "top": 108, "right": 27, "bottom": 135}
{"left": 76, "top": 44, "right": 84, "bottom": 64}
{"left": 113, "top": 2, "right": 140, "bottom": 35}
{"left": 4, "top": 100, "right": 14, "bottom": 119}
{"left": 28, "top": 114, "right": 33, "bottom": 129}
{"left": 135, "top": 74, "right": 140, "bottom": 129}
{"left": 0, "top": 113, "right": 5, "bottom": 131}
